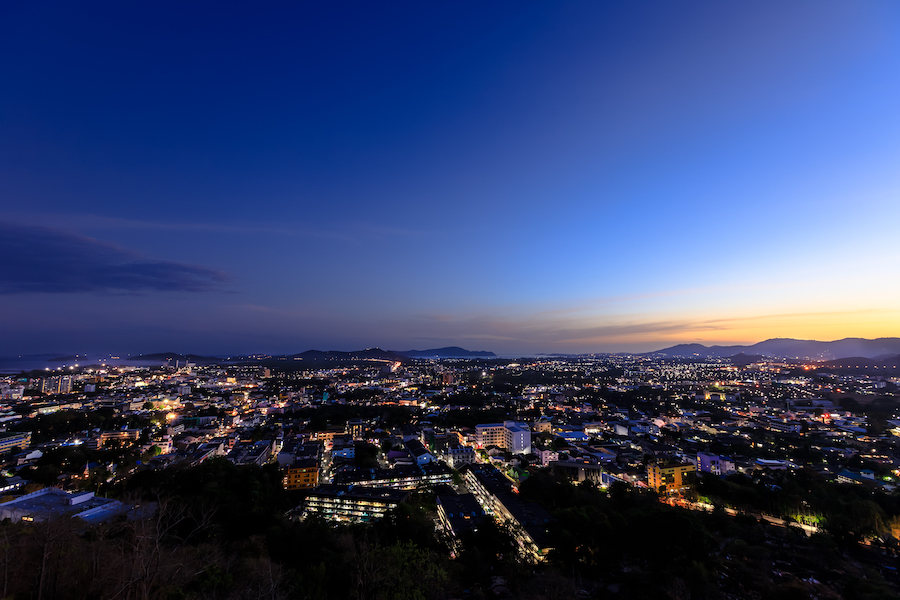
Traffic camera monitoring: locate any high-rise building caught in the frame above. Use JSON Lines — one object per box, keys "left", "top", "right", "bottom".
{"left": 283, "top": 458, "right": 319, "bottom": 490}
{"left": 475, "top": 421, "right": 531, "bottom": 454}
{"left": 0, "top": 431, "right": 31, "bottom": 454}
{"left": 41, "top": 376, "right": 72, "bottom": 395}
{"left": 647, "top": 462, "right": 695, "bottom": 494}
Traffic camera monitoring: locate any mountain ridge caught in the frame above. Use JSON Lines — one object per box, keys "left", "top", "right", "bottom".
{"left": 396, "top": 347, "right": 496, "bottom": 358}
{"left": 650, "top": 337, "right": 900, "bottom": 360}
{"left": 120, "top": 347, "right": 498, "bottom": 365}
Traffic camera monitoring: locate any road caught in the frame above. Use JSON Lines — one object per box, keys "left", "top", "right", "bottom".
{"left": 665, "top": 498, "right": 819, "bottom": 536}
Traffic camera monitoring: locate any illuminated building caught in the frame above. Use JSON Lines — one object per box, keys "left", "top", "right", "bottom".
{"left": 93, "top": 429, "right": 141, "bottom": 449}
{"left": 461, "top": 464, "right": 552, "bottom": 561}
{"left": 446, "top": 444, "right": 477, "bottom": 468}
{"left": 0, "top": 431, "right": 31, "bottom": 454}
{"left": 310, "top": 426, "right": 347, "bottom": 450}
{"left": 475, "top": 421, "right": 531, "bottom": 454}
{"left": 333, "top": 462, "right": 453, "bottom": 490}
{"left": 0, "top": 488, "right": 125, "bottom": 524}
{"left": 436, "top": 493, "right": 485, "bottom": 549}
{"left": 283, "top": 458, "right": 319, "bottom": 490}
{"left": 532, "top": 417, "right": 552, "bottom": 433}
{"left": 697, "top": 452, "right": 735, "bottom": 475}
{"left": 40, "top": 376, "right": 72, "bottom": 395}
{"left": 346, "top": 419, "right": 367, "bottom": 440}
{"left": 647, "top": 462, "right": 695, "bottom": 494}
{"left": 302, "top": 484, "right": 409, "bottom": 522}
{"left": 551, "top": 459, "right": 604, "bottom": 484}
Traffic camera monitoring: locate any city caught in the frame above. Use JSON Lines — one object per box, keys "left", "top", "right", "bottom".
{"left": 1, "top": 346, "right": 899, "bottom": 597}
{"left": 4, "top": 1, "right": 900, "bottom": 598}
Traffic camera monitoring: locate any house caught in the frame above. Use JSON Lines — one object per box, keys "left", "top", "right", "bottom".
{"left": 405, "top": 439, "right": 435, "bottom": 465}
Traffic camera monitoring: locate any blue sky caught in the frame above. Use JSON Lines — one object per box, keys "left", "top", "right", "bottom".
{"left": 2, "top": 1, "right": 900, "bottom": 355}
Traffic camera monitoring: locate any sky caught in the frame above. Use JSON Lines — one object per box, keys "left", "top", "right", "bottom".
{"left": 2, "top": 1, "right": 900, "bottom": 356}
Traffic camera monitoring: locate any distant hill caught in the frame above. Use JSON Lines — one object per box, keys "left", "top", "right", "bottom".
{"left": 396, "top": 347, "right": 496, "bottom": 358}
{"left": 651, "top": 338, "right": 900, "bottom": 361}
{"left": 49, "top": 355, "right": 81, "bottom": 362}
{"left": 114, "top": 347, "right": 495, "bottom": 367}
{"left": 726, "top": 353, "right": 768, "bottom": 367}
{"left": 127, "top": 352, "right": 223, "bottom": 365}
{"left": 288, "top": 348, "right": 409, "bottom": 362}
{"left": 821, "top": 354, "right": 900, "bottom": 370}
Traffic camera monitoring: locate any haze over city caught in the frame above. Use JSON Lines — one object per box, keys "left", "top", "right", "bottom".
{"left": 3, "top": 1, "right": 900, "bottom": 356}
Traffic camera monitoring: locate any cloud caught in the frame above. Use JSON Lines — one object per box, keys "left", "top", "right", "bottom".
{"left": 4, "top": 211, "right": 433, "bottom": 244}
{"left": 0, "top": 222, "right": 229, "bottom": 294}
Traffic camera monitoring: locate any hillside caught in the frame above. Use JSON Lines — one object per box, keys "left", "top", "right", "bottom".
{"left": 651, "top": 337, "right": 900, "bottom": 360}
{"left": 396, "top": 347, "right": 497, "bottom": 358}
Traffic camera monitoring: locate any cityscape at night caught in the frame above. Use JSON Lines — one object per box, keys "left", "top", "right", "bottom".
{"left": 2, "top": 1, "right": 900, "bottom": 599}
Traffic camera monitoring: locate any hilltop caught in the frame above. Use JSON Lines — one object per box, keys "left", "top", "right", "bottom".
{"left": 396, "top": 347, "right": 496, "bottom": 358}
{"left": 650, "top": 337, "right": 900, "bottom": 360}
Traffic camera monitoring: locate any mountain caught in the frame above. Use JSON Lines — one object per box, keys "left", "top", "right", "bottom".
{"left": 99, "top": 347, "right": 495, "bottom": 368}
{"left": 0, "top": 354, "right": 72, "bottom": 373}
{"left": 396, "top": 347, "right": 497, "bottom": 358}
{"left": 651, "top": 338, "right": 900, "bottom": 360}
{"left": 126, "top": 352, "right": 224, "bottom": 365}
{"left": 726, "top": 353, "right": 768, "bottom": 367}
{"left": 647, "top": 343, "right": 713, "bottom": 357}
{"left": 820, "top": 354, "right": 900, "bottom": 370}
{"left": 289, "top": 348, "right": 408, "bottom": 362}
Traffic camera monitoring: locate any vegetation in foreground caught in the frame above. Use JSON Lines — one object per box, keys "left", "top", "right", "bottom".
{"left": 1, "top": 459, "right": 899, "bottom": 599}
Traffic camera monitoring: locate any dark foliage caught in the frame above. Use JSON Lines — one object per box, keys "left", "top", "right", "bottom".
{"left": 3, "top": 461, "right": 898, "bottom": 600}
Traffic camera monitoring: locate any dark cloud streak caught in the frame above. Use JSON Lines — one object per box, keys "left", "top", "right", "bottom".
{"left": 0, "top": 222, "right": 229, "bottom": 294}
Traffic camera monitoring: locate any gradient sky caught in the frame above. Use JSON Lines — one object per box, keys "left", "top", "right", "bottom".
{"left": 2, "top": 1, "right": 900, "bottom": 356}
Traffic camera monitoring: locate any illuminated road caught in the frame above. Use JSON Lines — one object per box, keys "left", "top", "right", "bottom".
{"left": 665, "top": 498, "right": 819, "bottom": 536}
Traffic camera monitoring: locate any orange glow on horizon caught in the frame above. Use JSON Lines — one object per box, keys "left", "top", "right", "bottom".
{"left": 556, "top": 308, "right": 900, "bottom": 352}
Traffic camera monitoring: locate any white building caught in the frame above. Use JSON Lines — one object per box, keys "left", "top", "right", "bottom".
{"left": 446, "top": 444, "right": 477, "bottom": 468}
{"left": 535, "top": 448, "right": 558, "bottom": 467}
{"left": 696, "top": 452, "right": 735, "bottom": 476}
{"left": 475, "top": 421, "right": 531, "bottom": 455}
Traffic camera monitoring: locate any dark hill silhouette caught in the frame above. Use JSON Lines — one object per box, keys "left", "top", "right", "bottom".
{"left": 290, "top": 348, "right": 408, "bottom": 362}
{"left": 127, "top": 352, "right": 223, "bottom": 365}
{"left": 115, "top": 347, "right": 497, "bottom": 367}
{"left": 726, "top": 353, "right": 767, "bottom": 366}
{"left": 821, "top": 354, "right": 900, "bottom": 370}
{"left": 651, "top": 337, "right": 900, "bottom": 360}
{"left": 397, "top": 347, "right": 496, "bottom": 358}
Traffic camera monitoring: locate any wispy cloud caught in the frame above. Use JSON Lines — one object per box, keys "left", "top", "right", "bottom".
{"left": 3, "top": 212, "right": 434, "bottom": 244}
{"left": 0, "top": 222, "right": 229, "bottom": 294}
{"left": 549, "top": 309, "right": 900, "bottom": 348}
{"left": 394, "top": 303, "right": 900, "bottom": 353}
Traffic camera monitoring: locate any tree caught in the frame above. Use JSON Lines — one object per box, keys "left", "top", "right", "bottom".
{"left": 109, "top": 494, "right": 215, "bottom": 600}
{"left": 839, "top": 397, "right": 861, "bottom": 412}
{"left": 377, "top": 540, "right": 448, "bottom": 600}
